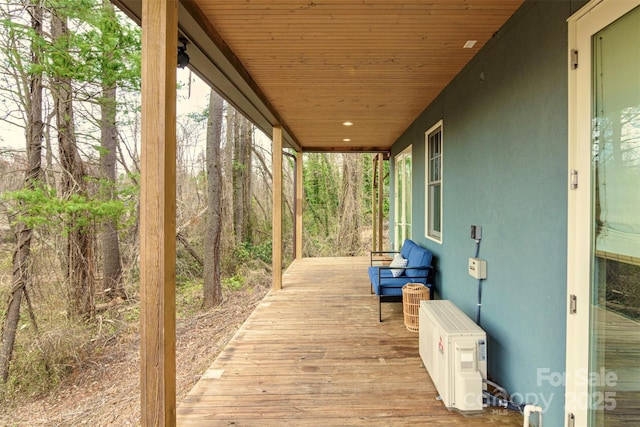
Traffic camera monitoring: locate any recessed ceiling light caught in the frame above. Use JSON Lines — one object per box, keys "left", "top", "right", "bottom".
{"left": 343, "top": 138, "right": 351, "bottom": 142}
{"left": 464, "top": 40, "right": 477, "bottom": 49}
{"left": 342, "top": 121, "right": 353, "bottom": 126}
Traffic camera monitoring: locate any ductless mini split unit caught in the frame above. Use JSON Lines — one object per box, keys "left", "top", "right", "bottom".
{"left": 419, "top": 300, "right": 487, "bottom": 413}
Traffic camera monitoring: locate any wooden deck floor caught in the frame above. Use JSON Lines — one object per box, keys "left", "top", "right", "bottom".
{"left": 177, "top": 257, "right": 523, "bottom": 426}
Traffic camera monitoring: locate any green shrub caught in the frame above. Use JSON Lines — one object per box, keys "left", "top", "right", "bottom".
{"left": 1, "top": 321, "right": 91, "bottom": 401}
{"left": 176, "top": 278, "right": 203, "bottom": 318}
{"left": 222, "top": 274, "right": 245, "bottom": 291}
{"left": 234, "top": 241, "right": 271, "bottom": 264}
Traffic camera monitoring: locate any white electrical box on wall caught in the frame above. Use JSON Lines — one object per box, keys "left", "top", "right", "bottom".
{"left": 468, "top": 258, "right": 487, "bottom": 279}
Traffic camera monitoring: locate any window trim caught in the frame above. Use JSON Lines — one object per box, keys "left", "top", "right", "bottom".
{"left": 425, "top": 120, "right": 443, "bottom": 243}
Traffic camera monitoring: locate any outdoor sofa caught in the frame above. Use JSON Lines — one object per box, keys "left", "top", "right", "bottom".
{"left": 368, "top": 239, "right": 434, "bottom": 322}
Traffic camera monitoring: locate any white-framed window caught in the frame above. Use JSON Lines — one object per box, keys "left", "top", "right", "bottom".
{"left": 425, "top": 120, "right": 443, "bottom": 242}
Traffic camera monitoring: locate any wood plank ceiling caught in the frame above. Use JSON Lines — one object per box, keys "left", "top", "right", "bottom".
{"left": 118, "top": 0, "right": 524, "bottom": 152}
{"left": 193, "top": 0, "right": 524, "bottom": 152}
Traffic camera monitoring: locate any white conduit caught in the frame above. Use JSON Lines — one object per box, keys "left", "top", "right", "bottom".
{"left": 523, "top": 405, "right": 543, "bottom": 427}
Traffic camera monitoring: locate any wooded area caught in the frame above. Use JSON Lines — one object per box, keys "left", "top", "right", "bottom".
{"left": 0, "top": 0, "right": 388, "bottom": 408}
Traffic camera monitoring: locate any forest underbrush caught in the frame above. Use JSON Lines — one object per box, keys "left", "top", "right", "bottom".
{"left": 0, "top": 250, "right": 270, "bottom": 426}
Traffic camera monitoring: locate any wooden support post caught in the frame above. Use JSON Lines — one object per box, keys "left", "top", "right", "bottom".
{"left": 295, "top": 150, "right": 303, "bottom": 260}
{"left": 378, "top": 154, "right": 384, "bottom": 251}
{"left": 140, "top": 1, "right": 177, "bottom": 425}
{"left": 371, "top": 155, "right": 378, "bottom": 253}
{"left": 272, "top": 126, "right": 283, "bottom": 290}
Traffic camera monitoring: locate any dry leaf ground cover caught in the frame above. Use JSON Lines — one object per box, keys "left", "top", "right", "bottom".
{"left": 0, "top": 282, "right": 269, "bottom": 426}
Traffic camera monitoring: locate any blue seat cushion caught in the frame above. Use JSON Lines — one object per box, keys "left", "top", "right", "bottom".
{"left": 400, "top": 239, "right": 416, "bottom": 259}
{"left": 368, "top": 266, "right": 428, "bottom": 296}
{"left": 406, "top": 245, "right": 433, "bottom": 278}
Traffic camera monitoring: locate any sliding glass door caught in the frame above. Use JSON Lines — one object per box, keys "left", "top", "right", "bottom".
{"left": 589, "top": 5, "right": 640, "bottom": 425}
{"left": 568, "top": 2, "right": 640, "bottom": 425}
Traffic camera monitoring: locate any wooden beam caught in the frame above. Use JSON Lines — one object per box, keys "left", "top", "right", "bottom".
{"left": 272, "top": 126, "right": 283, "bottom": 289}
{"left": 295, "top": 150, "right": 303, "bottom": 260}
{"left": 140, "top": 1, "right": 177, "bottom": 426}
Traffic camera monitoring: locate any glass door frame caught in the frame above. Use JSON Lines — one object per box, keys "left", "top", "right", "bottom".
{"left": 566, "top": 1, "right": 640, "bottom": 425}
{"left": 394, "top": 146, "right": 412, "bottom": 251}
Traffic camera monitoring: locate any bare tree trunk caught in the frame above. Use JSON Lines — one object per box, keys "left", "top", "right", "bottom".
{"left": 241, "top": 118, "right": 253, "bottom": 243}
{"left": 223, "top": 107, "right": 236, "bottom": 254}
{"left": 232, "top": 115, "right": 253, "bottom": 244}
{"left": 44, "top": 110, "right": 56, "bottom": 187}
{"left": 99, "top": 1, "right": 124, "bottom": 299}
{"left": 338, "top": 153, "right": 362, "bottom": 255}
{"left": 177, "top": 232, "right": 204, "bottom": 267}
{"left": 232, "top": 112, "right": 243, "bottom": 244}
{"left": 51, "top": 10, "right": 94, "bottom": 320}
{"left": 203, "top": 90, "right": 224, "bottom": 308}
{"left": 100, "top": 80, "right": 124, "bottom": 298}
{"left": 0, "top": 0, "right": 43, "bottom": 383}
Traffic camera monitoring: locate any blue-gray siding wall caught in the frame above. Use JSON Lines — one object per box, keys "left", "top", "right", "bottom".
{"left": 390, "top": 2, "right": 586, "bottom": 424}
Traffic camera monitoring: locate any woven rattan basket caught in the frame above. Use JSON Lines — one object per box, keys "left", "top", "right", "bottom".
{"left": 402, "top": 283, "right": 430, "bottom": 332}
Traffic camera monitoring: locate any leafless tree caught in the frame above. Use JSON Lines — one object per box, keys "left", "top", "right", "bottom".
{"left": 203, "top": 90, "right": 224, "bottom": 308}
